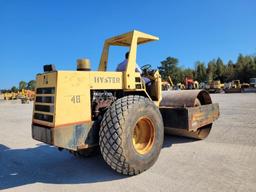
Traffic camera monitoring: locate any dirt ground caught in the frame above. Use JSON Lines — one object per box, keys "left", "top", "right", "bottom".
{"left": 0, "top": 93, "right": 256, "bottom": 192}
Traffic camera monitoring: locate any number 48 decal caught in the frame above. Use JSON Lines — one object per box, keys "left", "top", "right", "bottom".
{"left": 71, "top": 95, "right": 80, "bottom": 103}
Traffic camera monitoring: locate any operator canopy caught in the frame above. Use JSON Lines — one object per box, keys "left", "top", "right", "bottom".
{"left": 98, "top": 30, "right": 159, "bottom": 71}
{"left": 105, "top": 30, "right": 159, "bottom": 46}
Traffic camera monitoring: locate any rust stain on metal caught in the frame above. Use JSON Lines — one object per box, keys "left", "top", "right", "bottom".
{"left": 32, "top": 121, "right": 94, "bottom": 151}
{"left": 189, "top": 103, "right": 219, "bottom": 131}
{"left": 160, "top": 90, "right": 212, "bottom": 108}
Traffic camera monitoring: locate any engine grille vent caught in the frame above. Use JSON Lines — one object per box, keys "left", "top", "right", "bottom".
{"left": 34, "top": 87, "right": 55, "bottom": 123}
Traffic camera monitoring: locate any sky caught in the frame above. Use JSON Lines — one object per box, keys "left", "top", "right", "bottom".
{"left": 0, "top": 0, "right": 255, "bottom": 89}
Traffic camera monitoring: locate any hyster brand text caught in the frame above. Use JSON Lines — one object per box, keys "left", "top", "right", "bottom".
{"left": 94, "top": 77, "right": 121, "bottom": 83}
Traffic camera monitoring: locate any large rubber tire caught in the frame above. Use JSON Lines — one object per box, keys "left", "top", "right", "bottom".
{"left": 99, "top": 95, "right": 164, "bottom": 175}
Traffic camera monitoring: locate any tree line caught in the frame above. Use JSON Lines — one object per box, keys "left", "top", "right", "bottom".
{"left": 1, "top": 80, "right": 36, "bottom": 93}
{"left": 158, "top": 53, "right": 256, "bottom": 84}
{"left": 1, "top": 53, "right": 256, "bottom": 92}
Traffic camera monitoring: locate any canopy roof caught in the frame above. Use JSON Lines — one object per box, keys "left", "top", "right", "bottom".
{"left": 105, "top": 30, "right": 159, "bottom": 46}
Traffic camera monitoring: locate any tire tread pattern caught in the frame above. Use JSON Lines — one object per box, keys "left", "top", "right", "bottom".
{"left": 99, "top": 95, "right": 149, "bottom": 175}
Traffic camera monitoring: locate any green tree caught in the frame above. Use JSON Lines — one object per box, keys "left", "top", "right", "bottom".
{"left": 27, "top": 80, "right": 36, "bottom": 90}
{"left": 215, "top": 57, "right": 225, "bottom": 81}
{"left": 157, "top": 53, "right": 256, "bottom": 85}
{"left": 11, "top": 86, "right": 18, "bottom": 92}
{"left": 181, "top": 68, "right": 194, "bottom": 82}
{"left": 158, "top": 57, "right": 181, "bottom": 84}
{"left": 206, "top": 59, "right": 216, "bottom": 83}
{"left": 195, "top": 61, "right": 207, "bottom": 82}
{"left": 242, "top": 56, "right": 256, "bottom": 82}
{"left": 222, "top": 60, "right": 235, "bottom": 82}
{"left": 235, "top": 54, "right": 255, "bottom": 82}
{"left": 19, "top": 81, "right": 27, "bottom": 90}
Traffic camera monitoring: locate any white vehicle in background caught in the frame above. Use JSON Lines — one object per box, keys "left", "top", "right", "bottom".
{"left": 249, "top": 78, "right": 256, "bottom": 88}
{"left": 224, "top": 82, "right": 232, "bottom": 89}
{"left": 243, "top": 78, "right": 256, "bottom": 93}
{"left": 199, "top": 82, "right": 207, "bottom": 89}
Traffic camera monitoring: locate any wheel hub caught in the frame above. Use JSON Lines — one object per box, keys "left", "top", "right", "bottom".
{"left": 132, "top": 117, "right": 155, "bottom": 155}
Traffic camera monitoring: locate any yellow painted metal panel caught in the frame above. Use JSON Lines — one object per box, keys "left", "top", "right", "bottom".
{"left": 36, "top": 72, "right": 57, "bottom": 88}
{"left": 98, "top": 30, "right": 159, "bottom": 72}
{"left": 104, "top": 30, "right": 159, "bottom": 46}
{"left": 89, "top": 71, "right": 123, "bottom": 89}
{"left": 54, "top": 71, "right": 91, "bottom": 126}
{"left": 33, "top": 73, "right": 57, "bottom": 127}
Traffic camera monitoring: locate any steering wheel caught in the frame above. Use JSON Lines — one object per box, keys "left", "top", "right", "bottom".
{"left": 140, "top": 64, "right": 156, "bottom": 82}
{"left": 141, "top": 64, "right": 152, "bottom": 71}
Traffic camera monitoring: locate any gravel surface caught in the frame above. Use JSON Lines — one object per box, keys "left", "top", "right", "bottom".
{"left": 0, "top": 93, "right": 256, "bottom": 192}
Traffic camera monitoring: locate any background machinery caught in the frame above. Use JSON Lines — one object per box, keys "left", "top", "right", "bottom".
{"left": 3, "top": 89, "right": 35, "bottom": 103}
{"left": 176, "top": 82, "right": 185, "bottom": 90}
{"left": 207, "top": 80, "right": 224, "bottom": 93}
{"left": 31, "top": 30, "right": 219, "bottom": 175}
{"left": 249, "top": 78, "right": 256, "bottom": 88}
{"left": 3, "top": 92, "right": 18, "bottom": 100}
{"left": 20, "top": 89, "right": 35, "bottom": 104}
{"left": 184, "top": 77, "right": 199, "bottom": 89}
{"left": 224, "top": 80, "right": 249, "bottom": 93}
{"left": 242, "top": 78, "right": 256, "bottom": 93}
{"left": 162, "top": 76, "right": 174, "bottom": 90}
